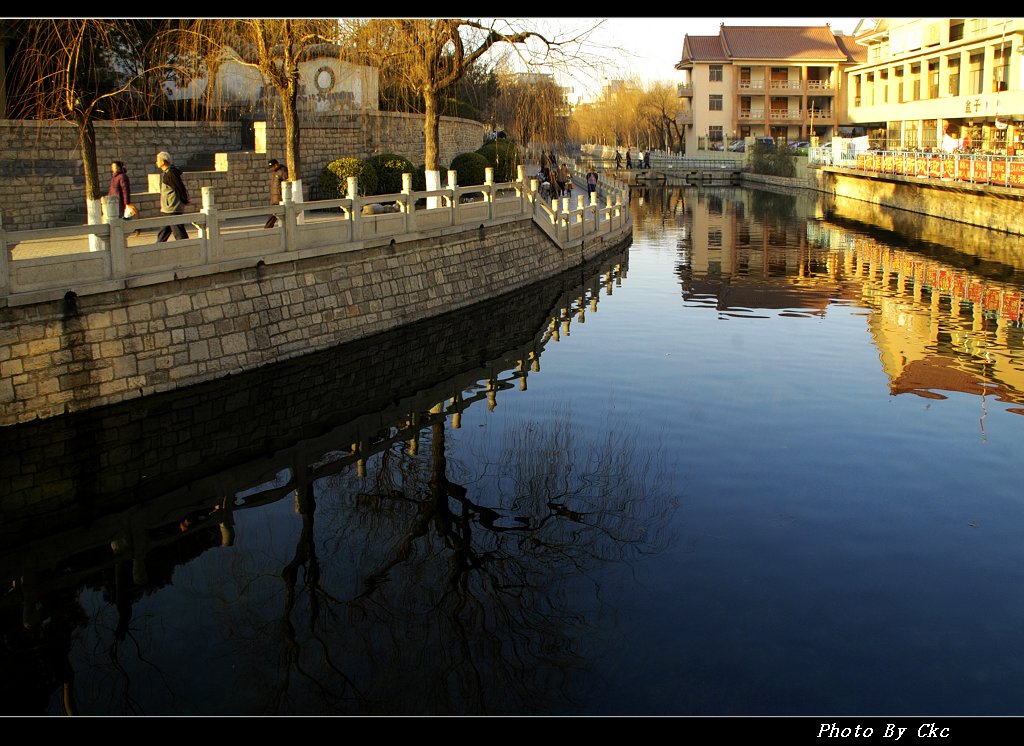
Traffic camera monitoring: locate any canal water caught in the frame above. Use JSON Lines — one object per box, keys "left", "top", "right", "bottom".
{"left": 4, "top": 184, "right": 1024, "bottom": 716}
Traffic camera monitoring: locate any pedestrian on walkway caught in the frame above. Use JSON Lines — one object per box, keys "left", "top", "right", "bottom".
{"left": 108, "top": 160, "right": 132, "bottom": 217}
{"left": 615, "top": 150, "right": 622, "bottom": 169}
{"left": 586, "top": 165, "right": 599, "bottom": 197}
{"left": 155, "top": 151, "right": 190, "bottom": 242}
{"left": 265, "top": 158, "right": 289, "bottom": 229}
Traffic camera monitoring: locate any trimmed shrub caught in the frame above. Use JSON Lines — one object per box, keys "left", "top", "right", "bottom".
{"left": 476, "top": 140, "right": 522, "bottom": 183}
{"left": 449, "top": 152, "right": 490, "bottom": 186}
{"left": 366, "top": 153, "right": 415, "bottom": 195}
{"left": 319, "top": 157, "right": 377, "bottom": 198}
{"left": 751, "top": 141, "right": 796, "bottom": 178}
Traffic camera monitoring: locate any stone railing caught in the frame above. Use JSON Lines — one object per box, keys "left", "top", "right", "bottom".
{"left": 1, "top": 166, "right": 630, "bottom": 306}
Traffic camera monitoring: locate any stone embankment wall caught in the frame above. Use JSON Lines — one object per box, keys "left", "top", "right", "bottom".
{"left": 0, "top": 112, "right": 485, "bottom": 230}
{"left": 741, "top": 168, "right": 1024, "bottom": 236}
{"left": 0, "top": 215, "right": 631, "bottom": 426}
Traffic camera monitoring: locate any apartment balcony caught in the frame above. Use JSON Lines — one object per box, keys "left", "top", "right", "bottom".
{"left": 737, "top": 109, "right": 765, "bottom": 120}
{"left": 679, "top": 110, "right": 694, "bottom": 125}
{"left": 769, "top": 108, "right": 802, "bottom": 122}
{"left": 808, "top": 109, "right": 834, "bottom": 121}
{"left": 806, "top": 80, "right": 835, "bottom": 92}
{"left": 677, "top": 82, "right": 693, "bottom": 97}
{"left": 768, "top": 81, "right": 803, "bottom": 92}
{"left": 737, "top": 80, "right": 766, "bottom": 92}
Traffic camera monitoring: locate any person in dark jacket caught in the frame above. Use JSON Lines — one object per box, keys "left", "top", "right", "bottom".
{"left": 265, "top": 158, "right": 289, "bottom": 228}
{"left": 108, "top": 160, "right": 132, "bottom": 216}
{"left": 155, "top": 151, "right": 189, "bottom": 242}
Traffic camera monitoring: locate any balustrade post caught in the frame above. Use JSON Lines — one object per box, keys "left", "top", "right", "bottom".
{"left": 103, "top": 195, "right": 126, "bottom": 280}
{"left": 401, "top": 172, "right": 415, "bottom": 233}
{"left": 201, "top": 187, "right": 220, "bottom": 263}
{"left": 484, "top": 167, "right": 494, "bottom": 220}
{"left": 347, "top": 176, "right": 361, "bottom": 238}
{"left": 282, "top": 181, "right": 298, "bottom": 251}
{"left": 447, "top": 170, "right": 458, "bottom": 224}
{"left": 292, "top": 178, "right": 305, "bottom": 225}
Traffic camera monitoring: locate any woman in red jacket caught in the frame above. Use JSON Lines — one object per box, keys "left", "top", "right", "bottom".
{"left": 108, "top": 160, "right": 132, "bottom": 216}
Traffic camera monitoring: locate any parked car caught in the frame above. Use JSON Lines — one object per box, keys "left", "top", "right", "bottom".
{"left": 754, "top": 136, "right": 775, "bottom": 151}
{"left": 789, "top": 140, "right": 811, "bottom": 150}
{"left": 728, "top": 140, "right": 746, "bottom": 152}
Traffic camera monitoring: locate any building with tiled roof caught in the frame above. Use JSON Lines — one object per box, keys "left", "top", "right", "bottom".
{"left": 675, "top": 23, "right": 864, "bottom": 152}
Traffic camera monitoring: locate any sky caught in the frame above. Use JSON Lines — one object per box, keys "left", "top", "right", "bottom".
{"left": 508, "top": 17, "right": 866, "bottom": 102}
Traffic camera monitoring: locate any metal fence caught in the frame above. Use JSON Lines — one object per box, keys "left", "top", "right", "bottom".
{"left": 809, "top": 147, "right": 1024, "bottom": 188}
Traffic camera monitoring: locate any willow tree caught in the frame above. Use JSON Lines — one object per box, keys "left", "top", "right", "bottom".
{"left": 340, "top": 18, "right": 599, "bottom": 173}
{"left": 4, "top": 19, "right": 181, "bottom": 212}
{"left": 183, "top": 19, "right": 338, "bottom": 183}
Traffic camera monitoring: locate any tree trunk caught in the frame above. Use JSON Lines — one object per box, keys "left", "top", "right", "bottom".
{"left": 423, "top": 87, "right": 440, "bottom": 171}
{"left": 77, "top": 115, "right": 100, "bottom": 203}
{"left": 283, "top": 81, "right": 300, "bottom": 181}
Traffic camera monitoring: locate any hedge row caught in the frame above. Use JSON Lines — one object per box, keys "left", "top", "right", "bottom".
{"left": 318, "top": 139, "right": 523, "bottom": 198}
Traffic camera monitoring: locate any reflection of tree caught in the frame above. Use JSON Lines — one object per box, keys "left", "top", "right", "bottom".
{"left": 232, "top": 403, "right": 675, "bottom": 715}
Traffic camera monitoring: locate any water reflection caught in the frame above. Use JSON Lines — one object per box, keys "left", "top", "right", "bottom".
{"left": 8, "top": 183, "right": 1024, "bottom": 715}
{"left": 669, "top": 184, "right": 1024, "bottom": 414}
{"left": 0, "top": 242, "right": 678, "bottom": 715}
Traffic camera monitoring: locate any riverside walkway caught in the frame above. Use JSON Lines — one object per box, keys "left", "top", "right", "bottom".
{"left": 1, "top": 165, "right": 629, "bottom": 306}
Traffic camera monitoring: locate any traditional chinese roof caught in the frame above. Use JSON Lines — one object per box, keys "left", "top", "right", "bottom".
{"left": 676, "top": 24, "right": 856, "bottom": 68}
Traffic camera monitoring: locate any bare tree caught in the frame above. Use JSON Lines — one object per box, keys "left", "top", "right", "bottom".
{"left": 182, "top": 19, "right": 338, "bottom": 183}
{"left": 340, "top": 18, "right": 600, "bottom": 173}
{"left": 4, "top": 20, "right": 181, "bottom": 211}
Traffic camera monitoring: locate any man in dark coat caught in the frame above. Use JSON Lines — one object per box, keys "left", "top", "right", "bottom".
{"left": 265, "top": 158, "right": 289, "bottom": 228}
{"left": 155, "top": 151, "right": 189, "bottom": 242}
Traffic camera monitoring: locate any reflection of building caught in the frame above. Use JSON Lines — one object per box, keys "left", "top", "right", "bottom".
{"left": 809, "top": 221, "right": 1024, "bottom": 412}
{"left": 679, "top": 186, "right": 1024, "bottom": 412}
{"left": 674, "top": 24, "right": 864, "bottom": 151}
{"left": 844, "top": 19, "right": 1024, "bottom": 153}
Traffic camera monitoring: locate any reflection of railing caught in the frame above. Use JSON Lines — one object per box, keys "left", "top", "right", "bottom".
{"left": 677, "top": 82, "right": 693, "bottom": 97}
{"left": 769, "top": 80, "right": 802, "bottom": 91}
{"left": 769, "top": 108, "right": 802, "bottom": 121}
{"left": 852, "top": 150, "right": 1024, "bottom": 188}
{"left": 737, "top": 80, "right": 765, "bottom": 91}
{"left": 0, "top": 247, "right": 632, "bottom": 620}
{"left": 737, "top": 109, "right": 765, "bottom": 120}
{"left": 807, "top": 221, "right": 1024, "bottom": 328}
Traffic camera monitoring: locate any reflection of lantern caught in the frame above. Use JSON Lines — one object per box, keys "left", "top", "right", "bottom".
{"left": 996, "top": 118, "right": 1008, "bottom": 130}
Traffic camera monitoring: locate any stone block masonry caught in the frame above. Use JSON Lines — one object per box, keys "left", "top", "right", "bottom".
{"left": 0, "top": 112, "right": 485, "bottom": 230}
{"left": 0, "top": 214, "right": 632, "bottom": 426}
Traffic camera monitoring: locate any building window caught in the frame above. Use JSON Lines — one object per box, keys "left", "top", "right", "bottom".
{"left": 969, "top": 52, "right": 984, "bottom": 95}
{"left": 949, "top": 20, "right": 964, "bottom": 43}
{"left": 708, "top": 229, "right": 722, "bottom": 248}
{"left": 895, "top": 67, "right": 904, "bottom": 102}
{"left": 947, "top": 56, "right": 960, "bottom": 96}
{"left": 910, "top": 63, "right": 920, "bottom": 101}
{"left": 928, "top": 59, "right": 939, "bottom": 99}
{"left": 880, "top": 70, "right": 888, "bottom": 103}
{"left": 709, "top": 65, "right": 723, "bottom": 82}
{"left": 709, "top": 94, "right": 723, "bottom": 111}
{"left": 708, "top": 125, "right": 723, "bottom": 144}
{"left": 922, "top": 120, "right": 938, "bottom": 149}
{"left": 994, "top": 45, "right": 1011, "bottom": 91}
